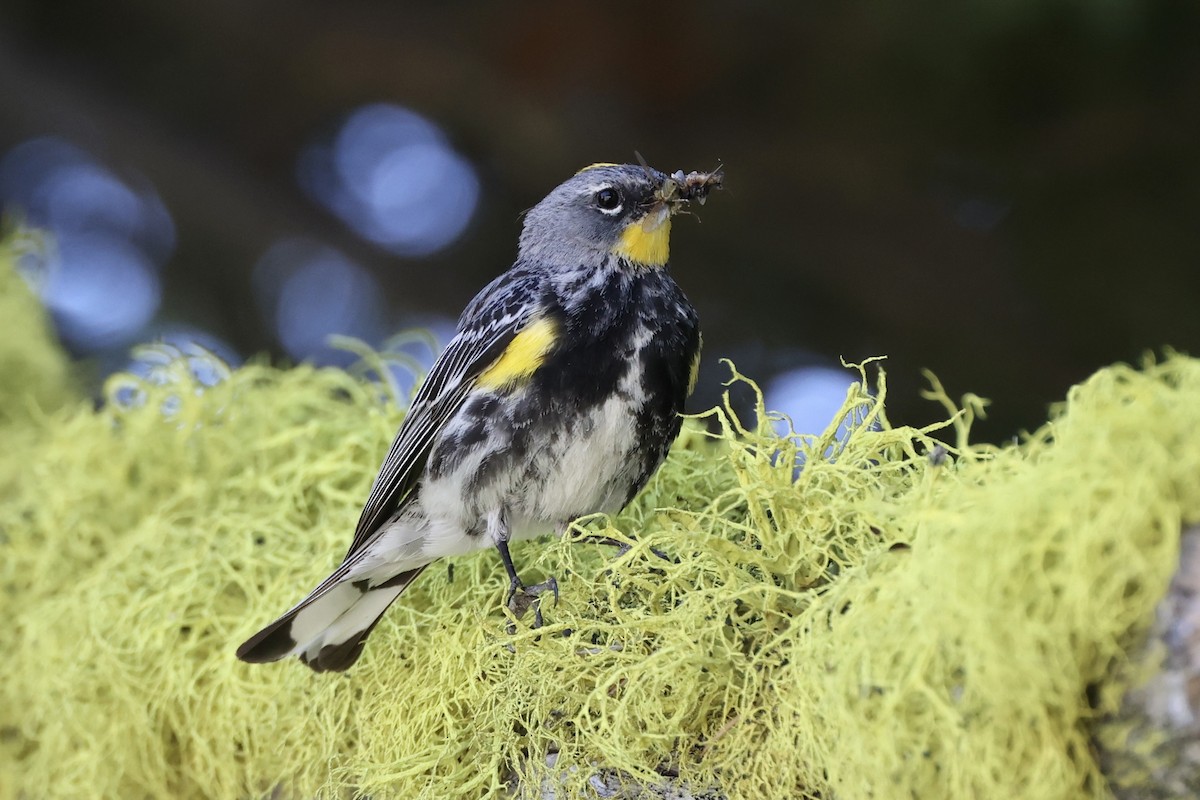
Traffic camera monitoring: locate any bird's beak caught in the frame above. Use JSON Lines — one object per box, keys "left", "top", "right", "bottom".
{"left": 626, "top": 174, "right": 683, "bottom": 237}
{"left": 612, "top": 169, "right": 723, "bottom": 267}
{"left": 651, "top": 175, "right": 685, "bottom": 220}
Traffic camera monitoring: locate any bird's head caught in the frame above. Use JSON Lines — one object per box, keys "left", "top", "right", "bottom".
{"left": 518, "top": 162, "right": 723, "bottom": 269}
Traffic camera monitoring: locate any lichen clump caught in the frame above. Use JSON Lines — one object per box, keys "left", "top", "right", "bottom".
{"left": 1, "top": 253, "right": 1199, "bottom": 798}
{"left": 0, "top": 229, "right": 74, "bottom": 415}
{"left": 0, "top": 229, "right": 76, "bottom": 495}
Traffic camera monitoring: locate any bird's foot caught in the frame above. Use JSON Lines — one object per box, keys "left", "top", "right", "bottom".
{"left": 506, "top": 575, "right": 559, "bottom": 629}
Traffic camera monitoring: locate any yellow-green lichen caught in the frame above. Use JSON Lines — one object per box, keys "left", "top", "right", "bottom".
{"left": 0, "top": 226, "right": 74, "bottom": 418}
{"left": 0, "top": 226, "right": 77, "bottom": 493}
{"left": 1, "top": 239, "right": 1198, "bottom": 797}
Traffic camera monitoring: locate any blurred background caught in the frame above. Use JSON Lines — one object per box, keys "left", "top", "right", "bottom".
{"left": 1, "top": 0, "right": 1197, "bottom": 441}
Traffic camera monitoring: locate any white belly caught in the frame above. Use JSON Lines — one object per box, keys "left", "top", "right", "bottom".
{"left": 508, "top": 391, "right": 640, "bottom": 535}
{"left": 414, "top": 390, "right": 643, "bottom": 554}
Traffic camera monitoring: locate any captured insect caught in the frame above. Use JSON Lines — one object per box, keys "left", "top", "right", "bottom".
{"left": 634, "top": 150, "right": 725, "bottom": 209}
{"left": 668, "top": 168, "right": 724, "bottom": 205}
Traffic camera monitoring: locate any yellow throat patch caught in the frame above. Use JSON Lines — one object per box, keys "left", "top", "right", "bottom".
{"left": 476, "top": 316, "right": 559, "bottom": 390}
{"left": 613, "top": 209, "right": 672, "bottom": 268}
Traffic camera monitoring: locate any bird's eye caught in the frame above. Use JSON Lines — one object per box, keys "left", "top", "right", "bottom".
{"left": 595, "top": 188, "right": 622, "bottom": 212}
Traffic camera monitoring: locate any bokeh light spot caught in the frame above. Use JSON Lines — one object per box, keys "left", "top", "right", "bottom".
{"left": 765, "top": 366, "right": 863, "bottom": 440}
{"left": 298, "top": 104, "right": 479, "bottom": 257}
{"left": 127, "top": 327, "right": 241, "bottom": 386}
{"left": 0, "top": 136, "right": 175, "bottom": 353}
{"left": 43, "top": 232, "right": 162, "bottom": 349}
{"left": 254, "top": 238, "right": 385, "bottom": 366}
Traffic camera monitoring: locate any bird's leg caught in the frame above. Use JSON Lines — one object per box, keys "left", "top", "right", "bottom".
{"left": 492, "top": 510, "right": 557, "bottom": 627}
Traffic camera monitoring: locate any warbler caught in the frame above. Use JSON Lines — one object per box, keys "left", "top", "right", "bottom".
{"left": 236, "top": 162, "right": 721, "bottom": 672}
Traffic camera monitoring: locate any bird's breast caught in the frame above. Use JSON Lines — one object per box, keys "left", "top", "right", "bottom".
{"left": 422, "top": 268, "right": 700, "bottom": 542}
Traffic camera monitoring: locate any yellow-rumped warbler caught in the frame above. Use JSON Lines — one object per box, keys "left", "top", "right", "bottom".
{"left": 237, "top": 162, "right": 722, "bottom": 672}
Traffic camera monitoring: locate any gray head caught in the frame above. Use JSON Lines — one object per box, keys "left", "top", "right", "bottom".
{"left": 518, "top": 163, "right": 719, "bottom": 270}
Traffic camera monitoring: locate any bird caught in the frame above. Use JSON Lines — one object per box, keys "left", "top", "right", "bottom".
{"left": 236, "top": 162, "right": 722, "bottom": 672}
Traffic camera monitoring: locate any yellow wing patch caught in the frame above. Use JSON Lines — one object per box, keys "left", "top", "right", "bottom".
{"left": 476, "top": 316, "right": 560, "bottom": 390}
{"left": 613, "top": 215, "right": 672, "bottom": 268}
{"left": 575, "top": 162, "right": 620, "bottom": 175}
{"left": 687, "top": 335, "right": 703, "bottom": 397}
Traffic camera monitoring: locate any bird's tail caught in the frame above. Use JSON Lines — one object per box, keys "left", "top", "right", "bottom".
{"left": 236, "top": 566, "right": 427, "bottom": 672}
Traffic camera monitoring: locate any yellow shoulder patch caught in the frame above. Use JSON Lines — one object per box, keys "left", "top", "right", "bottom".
{"left": 575, "top": 162, "right": 620, "bottom": 175}
{"left": 476, "top": 316, "right": 560, "bottom": 390}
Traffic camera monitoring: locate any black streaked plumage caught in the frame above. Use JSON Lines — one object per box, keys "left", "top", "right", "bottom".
{"left": 236, "top": 163, "right": 720, "bottom": 672}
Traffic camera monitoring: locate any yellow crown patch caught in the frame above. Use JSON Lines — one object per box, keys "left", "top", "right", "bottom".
{"left": 575, "top": 162, "right": 620, "bottom": 175}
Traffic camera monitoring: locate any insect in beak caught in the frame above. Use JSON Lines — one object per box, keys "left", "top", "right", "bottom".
{"left": 670, "top": 167, "right": 724, "bottom": 206}
{"left": 652, "top": 167, "right": 725, "bottom": 215}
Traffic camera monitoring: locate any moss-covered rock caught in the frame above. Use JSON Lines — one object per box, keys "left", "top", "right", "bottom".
{"left": 2, "top": 239, "right": 1199, "bottom": 798}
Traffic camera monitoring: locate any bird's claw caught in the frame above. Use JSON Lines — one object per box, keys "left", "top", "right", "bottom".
{"left": 506, "top": 576, "right": 559, "bottom": 629}
{"left": 648, "top": 545, "right": 672, "bottom": 562}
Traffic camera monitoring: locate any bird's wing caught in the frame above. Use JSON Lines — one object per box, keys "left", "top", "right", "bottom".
{"left": 341, "top": 269, "right": 547, "bottom": 562}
